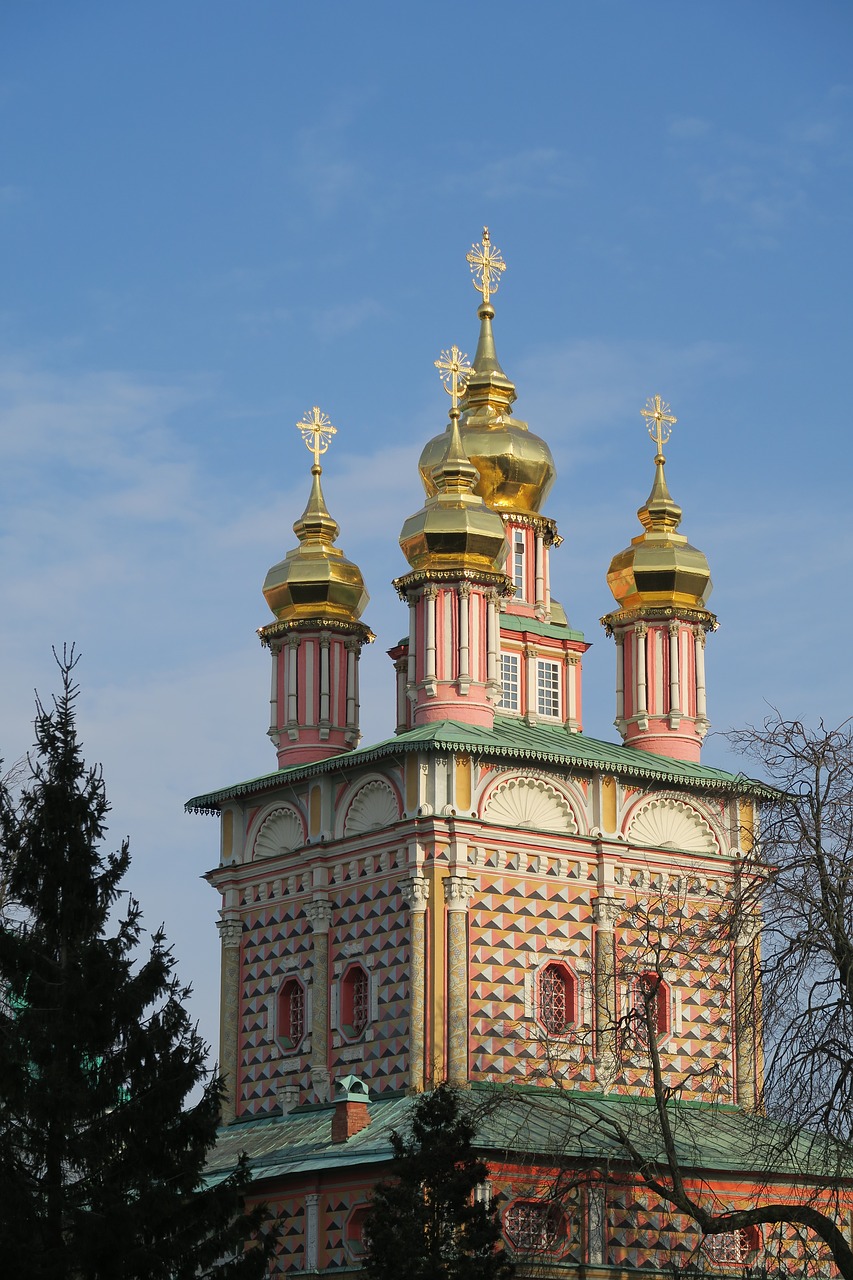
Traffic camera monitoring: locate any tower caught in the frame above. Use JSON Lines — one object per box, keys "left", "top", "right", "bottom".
{"left": 260, "top": 408, "right": 374, "bottom": 768}
{"left": 602, "top": 396, "right": 716, "bottom": 763}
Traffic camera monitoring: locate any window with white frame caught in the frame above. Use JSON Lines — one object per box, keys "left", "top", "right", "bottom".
{"left": 499, "top": 652, "right": 520, "bottom": 712}
{"left": 536, "top": 660, "right": 561, "bottom": 718}
{"left": 512, "top": 532, "right": 526, "bottom": 598}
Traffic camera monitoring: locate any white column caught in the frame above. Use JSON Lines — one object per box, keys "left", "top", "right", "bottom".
{"left": 634, "top": 624, "right": 647, "bottom": 717}
{"left": 544, "top": 540, "right": 551, "bottom": 615}
{"left": 401, "top": 876, "right": 430, "bottom": 1093}
{"left": 407, "top": 598, "right": 418, "bottom": 694}
{"left": 565, "top": 653, "right": 577, "bottom": 727}
{"left": 287, "top": 638, "right": 298, "bottom": 725}
{"left": 526, "top": 644, "right": 537, "bottom": 720}
{"left": 694, "top": 626, "right": 708, "bottom": 723}
{"left": 614, "top": 631, "right": 625, "bottom": 725}
{"left": 458, "top": 584, "right": 470, "bottom": 689}
{"left": 534, "top": 533, "right": 545, "bottom": 611}
{"left": 319, "top": 636, "right": 330, "bottom": 723}
{"left": 669, "top": 622, "right": 681, "bottom": 716}
{"left": 345, "top": 644, "right": 356, "bottom": 728}
{"left": 425, "top": 588, "right": 437, "bottom": 684}
{"left": 305, "top": 898, "right": 332, "bottom": 1102}
{"left": 305, "top": 1194, "right": 320, "bottom": 1271}
{"left": 486, "top": 594, "right": 498, "bottom": 690}
{"left": 269, "top": 649, "right": 278, "bottom": 732}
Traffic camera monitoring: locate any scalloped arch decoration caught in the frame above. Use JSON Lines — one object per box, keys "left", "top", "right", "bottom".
{"left": 627, "top": 796, "right": 718, "bottom": 855}
{"left": 253, "top": 807, "right": 305, "bottom": 859}
{"left": 344, "top": 780, "right": 400, "bottom": 836}
{"left": 483, "top": 777, "right": 579, "bottom": 834}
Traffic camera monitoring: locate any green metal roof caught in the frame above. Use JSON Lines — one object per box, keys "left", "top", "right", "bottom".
{"left": 207, "top": 1086, "right": 848, "bottom": 1190}
{"left": 498, "top": 612, "right": 585, "bottom": 643}
{"left": 186, "top": 718, "right": 768, "bottom": 814}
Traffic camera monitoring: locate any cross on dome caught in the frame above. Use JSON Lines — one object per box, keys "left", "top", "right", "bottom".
{"left": 641, "top": 395, "right": 677, "bottom": 459}
{"left": 297, "top": 406, "right": 337, "bottom": 468}
{"left": 434, "top": 345, "right": 472, "bottom": 413}
{"left": 466, "top": 227, "right": 507, "bottom": 305}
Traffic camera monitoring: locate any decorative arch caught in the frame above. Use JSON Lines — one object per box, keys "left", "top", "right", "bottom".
{"left": 625, "top": 794, "right": 719, "bottom": 856}
{"left": 343, "top": 778, "right": 400, "bottom": 837}
{"left": 253, "top": 806, "right": 305, "bottom": 859}
{"left": 481, "top": 775, "right": 580, "bottom": 835}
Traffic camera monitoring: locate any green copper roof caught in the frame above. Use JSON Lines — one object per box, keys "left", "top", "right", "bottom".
{"left": 185, "top": 717, "right": 768, "bottom": 814}
{"left": 207, "top": 1086, "right": 848, "bottom": 1190}
{"left": 499, "top": 612, "right": 585, "bottom": 643}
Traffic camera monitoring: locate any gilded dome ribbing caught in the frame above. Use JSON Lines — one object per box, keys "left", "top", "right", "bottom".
{"left": 400, "top": 412, "right": 509, "bottom": 574}
{"left": 606, "top": 449, "right": 713, "bottom": 613}
{"left": 262, "top": 464, "right": 369, "bottom": 624}
{"left": 417, "top": 299, "right": 556, "bottom": 517}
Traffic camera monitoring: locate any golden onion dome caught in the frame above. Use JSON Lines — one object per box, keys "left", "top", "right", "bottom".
{"left": 606, "top": 452, "right": 713, "bottom": 612}
{"left": 400, "top": 412, "right": 509, "bottom": 573}
{"left": 417, "top": 299, "right": 556, "bottom": 517}
{"left": 263, "top": 464, "right": 369, "bottom": 624}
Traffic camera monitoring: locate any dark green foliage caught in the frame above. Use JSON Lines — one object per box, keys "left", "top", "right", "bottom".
{"left": 363, "top": 1082, "right": 514, "bottom": 1280}
{"left": 0, "top": 651, "right": 271, "bottom": 1278}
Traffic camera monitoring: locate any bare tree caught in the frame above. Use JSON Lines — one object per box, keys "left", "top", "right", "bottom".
{"left": 494, "top": 718, "right": 853, "bottom": 1278}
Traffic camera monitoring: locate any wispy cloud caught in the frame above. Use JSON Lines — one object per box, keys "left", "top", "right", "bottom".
{"left": 447, "top": 146, "right": 582, "bottom": 201}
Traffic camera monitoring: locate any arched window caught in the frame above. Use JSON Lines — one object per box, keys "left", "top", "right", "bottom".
{"left": 341, "top": 964, "right": 369, "bottom": 1039}
{"left": 503, "top": 1200, "right": 563, "bottom": 1252}
{"left": 632, "top": 972, "right": 670, "bottom": 1043}
{"left": 537, "top": 963, "right": 576, "bottom": 1036}
{"left": 276, "top": 977, "right": 305, "bottom": 1051}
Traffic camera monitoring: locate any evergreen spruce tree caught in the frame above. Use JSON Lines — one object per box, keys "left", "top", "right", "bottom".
{"left": 363, "top": 1082, "right": 514, "bottom": 1280}
{"left": 0, "top": 651, "right": 271, "bottom": 1278}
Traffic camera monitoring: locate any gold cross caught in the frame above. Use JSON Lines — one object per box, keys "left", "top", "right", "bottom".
{"left": 434, "top": 345, "right": 472, "bottom": 412}
{"left": 466, "top": 226, "right": 506, "bottom": 304}
{"left": 640, "top": 395, "right": 677, "bottom": 457}
{"left": 296, "top": 406, "right": 337, "bottom": 467}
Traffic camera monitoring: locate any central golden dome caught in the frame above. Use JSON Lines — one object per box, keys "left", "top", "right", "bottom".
{"left": 417, "top": 300, "right": 556, "bottom": 517}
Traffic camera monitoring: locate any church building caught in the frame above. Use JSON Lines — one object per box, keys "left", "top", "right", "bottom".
{"left": 188, "top": 232, "right": 833, "bottom": 1276}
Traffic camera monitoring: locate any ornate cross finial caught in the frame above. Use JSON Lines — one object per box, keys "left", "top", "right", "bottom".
{"left": 466, "top": 226, "right": 506, "bottom": 305}
{"left": 296, "top": 406, "right": 337, "bottom": 468}
{"left": 434, "top": 345, "right": 472, "bottom": 413}
{"left": 640, "top": 395, "right": 677, "bottom": 459}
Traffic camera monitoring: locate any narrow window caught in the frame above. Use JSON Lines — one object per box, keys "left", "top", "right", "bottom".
{"left": 632, "top": 972, "right": 670, "bottom": 1043}
{"left": 513, "top": 532, "right": 526, "bottom": 599}
{"left": 341, "top": 964, "right": 369, "bottom": 1039}
{"left": 538, "top": 963, "right": 575, "bottom": 1035}
{"left": 536, "top": 660, "right": 561, "bottom": 718}
{"left": 276, "top": 977, "right": 305, "bottom": 1051}
{"left": 499, "top": 652, "right": 520, "bottom": 712}
{"left": 346, "top": 1206, "right": 369, "bottom": 1260}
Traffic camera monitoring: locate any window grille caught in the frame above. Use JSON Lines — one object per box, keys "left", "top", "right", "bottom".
{"left": 536, "top": 660, "right": 560, "bottom": 718}
{"left": 702, "top": 1231, "right": 749, "bottom": 1265}
{"left": 499, "top": 653, "right": 520, "bottom": 711}
{"left": 278, "top": 979, "right": 305, "bottom": 1049}
{"left": 504, "top": 1201, "right": 559, "bottom": 1251}
{"left": 539, "top": 964, "right": 571, "bottom": 1035}
{"left": 349, "top": 967, "right": 369, "bottom": 1036}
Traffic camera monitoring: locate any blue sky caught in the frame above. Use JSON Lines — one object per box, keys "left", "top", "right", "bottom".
{"left": 2, "top": 1, "right": 851, "bottom": 1058}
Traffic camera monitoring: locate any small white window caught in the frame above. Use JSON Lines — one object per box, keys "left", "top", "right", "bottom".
{"left": 536, "top": 660, "right": 561, "bottom": 718}
{"left": 512, "top": 533, "right": 525, "bottom": 599}
{"left": 499, "top": 653, "right": 520, "bottom": 712}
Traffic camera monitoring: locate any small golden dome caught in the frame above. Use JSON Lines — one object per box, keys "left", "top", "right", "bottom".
{"left": 400, "top": 413, "right": 509, "bottom": 573}
{"left": 417, "top": 300, "right": 556, "bottom": 517}
{"left": 606, "top": 454, "right": 713, "bottom": 611}
{"left": 263, "top": 465, "right": 369, "bottom": 624}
